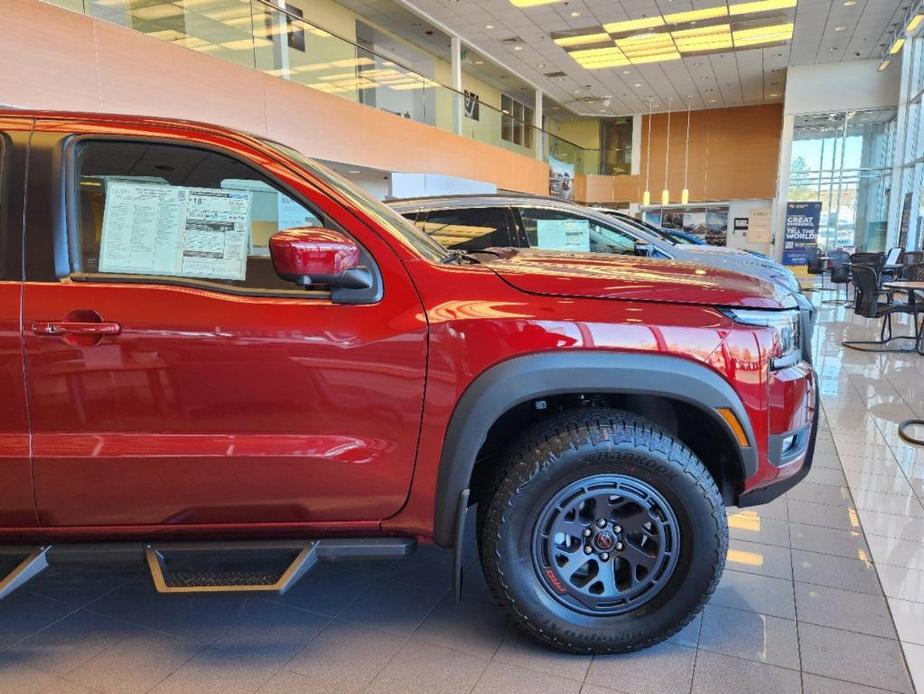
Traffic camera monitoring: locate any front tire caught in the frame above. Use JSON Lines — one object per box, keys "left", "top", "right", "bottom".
{"left": 478, "top": 408, "right": 727, "bottom": 654}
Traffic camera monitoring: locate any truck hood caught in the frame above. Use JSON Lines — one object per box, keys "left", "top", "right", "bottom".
{"left": 482, "top": 248, "right": 791, "bottom": 308}
{"left": 676, "top": 245, "right": 801, "bottom": 293}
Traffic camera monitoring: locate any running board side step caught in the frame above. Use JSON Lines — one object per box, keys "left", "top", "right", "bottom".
{"left": 0, "top": 546, "right": 50, "bottom": 600}
{"left": 145, "top": 537, "right": 415, "bottom": 595}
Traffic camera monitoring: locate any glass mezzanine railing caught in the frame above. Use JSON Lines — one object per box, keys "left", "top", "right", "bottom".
{"left": 43, "top": 0, "right": 630, "bottom": 177}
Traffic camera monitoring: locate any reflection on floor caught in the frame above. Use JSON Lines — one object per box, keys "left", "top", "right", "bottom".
{"left": 0, "top": 285, "right": 923, "bottom": 694}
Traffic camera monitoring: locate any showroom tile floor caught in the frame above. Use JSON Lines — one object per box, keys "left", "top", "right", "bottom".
{"left": 1, "top": 287, "right": 923, "bottom": 694}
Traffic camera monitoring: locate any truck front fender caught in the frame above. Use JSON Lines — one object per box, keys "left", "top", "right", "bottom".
{"left": 433, "top": 351, "right": 756, "bottom": 546}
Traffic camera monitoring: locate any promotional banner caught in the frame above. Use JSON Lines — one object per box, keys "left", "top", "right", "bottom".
{"left": 549, "top": 155, "right": 575, "bottom": 201}
{"left": 782, "top": 201, "right": 821, "bottom": 265}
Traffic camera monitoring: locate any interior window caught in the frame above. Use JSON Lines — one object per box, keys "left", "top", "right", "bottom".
{"left": 416, "top": 208, "right": 508, "bottom": 251}
{"left": 74, "top": 140, "right": 328, "bottom": 292}
{"left": 518, "top": 208, "right": 638, "bottom": 255}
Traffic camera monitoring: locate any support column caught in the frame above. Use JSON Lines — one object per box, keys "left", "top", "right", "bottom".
{"left": 888, "top": 32, "right": 915, "bottom": 248}
{"left": 534, "top": 87, "right": 544, "bottom": 161}
{"left": 451, "top": 35, "right": 463, "bottom": 136}
{"left": 270, "top": 0, "right": 291, "bottom": 79}
{"left": 771, "top": 113, "right": 795, "bottom": 263}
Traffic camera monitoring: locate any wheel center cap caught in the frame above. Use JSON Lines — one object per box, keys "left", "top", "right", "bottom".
{"left": 593, "top": 530, "right": 616, "bottom": 551}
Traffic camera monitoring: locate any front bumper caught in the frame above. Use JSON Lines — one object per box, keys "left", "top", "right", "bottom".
{"left": 738, "top": 370, "right": 819, "bottom": 507}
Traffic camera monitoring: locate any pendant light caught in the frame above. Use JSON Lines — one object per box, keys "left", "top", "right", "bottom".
{"left": 661, "top": 97, "right": 672, "bottom": 206}
{"left": 681, "top": 99, "right": 691, "bottom": 205}
{"left": 642, "top": 98, "right": 653, "bottom": 206}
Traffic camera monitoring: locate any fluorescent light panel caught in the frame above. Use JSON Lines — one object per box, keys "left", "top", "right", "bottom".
{"left": 554, "top": 1, "right": 798, "bottom": 69}
{"left": 728, "top": 0, "right": 797, "bottom": 15}
{"left": 731, "top": 22, "right": 794, "bottom": 47}
{"left": 890, "top": 37, "right": 905, "bottom": 54}
{"left": 664, "top": 6, "right": 729, "bottom": 24}
{"left": 554, "top": 33, "right": 612, "bottom": 47}
{"left": 603, "top": 17, "right": 665, "bottom": 34}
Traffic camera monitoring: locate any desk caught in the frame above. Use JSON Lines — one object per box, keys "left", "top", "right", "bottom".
{"left": 883, "top": 281, "right": 924, "bottom": 292}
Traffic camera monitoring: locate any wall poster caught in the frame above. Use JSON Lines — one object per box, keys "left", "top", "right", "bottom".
{"left": 782, "top": 201, "right": 821, "bottom": 265}
{"left": 747, "top": 207, "right": 771, "bottom": 243}
{"left": 464, "top": 90, "right": 480, "bottom": 121}
{"left": 549, "top": 155, "right": 575, "bottom": 201}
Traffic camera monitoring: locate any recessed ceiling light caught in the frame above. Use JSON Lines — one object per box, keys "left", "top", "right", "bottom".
{"left": 623, "top": 70, "right": 631, "bottom": 74}
{"left": 843, "top": 0, "right": 856, "bottom": 5}
{"left": 348, "top": 170, "right": 361, "bottom": 174}
{"left": 769, "top": 92, "right": 780, "bottom": 97}
{"left": 834, "top": 26, "right": 846, "bottom": 32}
{"left": 538, "top": 63, "right": 545, "bottom": 67}
{"left": 514, "top": 45, "right": 523, "bottom": 50}
{"left": 570, "top": 11, "right": 581, "bottom": 17}
{"left": 634, "top": 83, "right": 643, "bottom": 87}
{"left": 709, "top": 98, "right": 718, "bottom": 102}
{"left": 485, "top": 24, "right": 494, "bottom": 29}
{"left": 474, "top": 60, "right": 484, "bottom": 64}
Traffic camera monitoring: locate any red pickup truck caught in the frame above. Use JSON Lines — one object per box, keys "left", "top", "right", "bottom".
{"left": 0, "top": 111, "right": 816, "bottom": 653}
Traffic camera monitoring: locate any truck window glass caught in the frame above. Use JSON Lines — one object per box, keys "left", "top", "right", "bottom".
{"left": 518, "top": 208, "right": 638, "bottom": 255}
{"left": 74, "top": 140, "right": 327, "bottom": 291}
{"left": 417, "top": 208, "right": 508, "bottom": 250}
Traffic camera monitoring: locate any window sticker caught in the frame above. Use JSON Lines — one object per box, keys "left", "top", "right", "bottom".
{"left": 99, "top": 182, "right": 251, "bottom": 281}
{"left": 536, "top": 218, "right": 591, "bottom": 252}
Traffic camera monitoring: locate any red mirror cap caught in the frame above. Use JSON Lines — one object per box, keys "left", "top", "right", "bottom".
{"left": 269, "top": 227, "right": 361, "bottom": 282}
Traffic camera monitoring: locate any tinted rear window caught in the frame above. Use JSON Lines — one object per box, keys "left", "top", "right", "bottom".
{"left": 416, "top": 208, "right": 509, "bottom": 250}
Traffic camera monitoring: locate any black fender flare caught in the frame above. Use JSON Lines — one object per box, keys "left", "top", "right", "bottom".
{"left": 433, "top": 351, "right": 756, "bottom": 546}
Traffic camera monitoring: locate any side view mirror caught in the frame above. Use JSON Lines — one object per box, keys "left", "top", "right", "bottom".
{"left": 269, "top": 227, "right": 372, "bottom": 290}
{"left": 634, "top": 240, "right": 653, "bottom": 256}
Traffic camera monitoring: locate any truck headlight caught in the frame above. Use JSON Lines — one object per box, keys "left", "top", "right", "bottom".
{"left": 725, "top": 308, "right": 801, "bottom": 369}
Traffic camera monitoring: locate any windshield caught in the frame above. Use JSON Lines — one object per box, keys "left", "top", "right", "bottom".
{"left": 261, "top": 140, "right": 448, "bottom": 262}
{"left": 611, "top": 214, "right": 679, "bottom": 245}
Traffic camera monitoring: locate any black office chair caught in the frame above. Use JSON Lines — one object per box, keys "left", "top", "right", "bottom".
{"left": 907, "top": 263, "right": 924, "bottom": 282}
{"left": 825, "top": 249, "right": 851, "bottom": 304}
{"left": 882, "top": 247, "right": 905, "bottom": 283}
{"left": 805, "top": 246, "right": 826, "bottom": 292}
{"left": 902, "top": 263, "right": 924, "bottom": 353}
{"left": 850, "top": 251, "right": 885, "bottom": 272}
{"left": 843, "top": 264, "right": 920, "bottom": 352}
{"left": 902, "top": 251, "right": 924, "bottom": 276}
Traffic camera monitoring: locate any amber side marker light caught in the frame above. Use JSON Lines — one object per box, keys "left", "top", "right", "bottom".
{"left": 717, "top": 408, "right": 750, "bottom": 447}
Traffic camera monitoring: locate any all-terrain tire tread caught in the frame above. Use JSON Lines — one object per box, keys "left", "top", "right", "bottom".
{"left": 477, "top": 408, "right": 728, "bottom": 654}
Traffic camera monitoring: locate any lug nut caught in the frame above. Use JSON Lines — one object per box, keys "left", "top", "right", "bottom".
{"left": 613, "top": 525, "right": 622, "bottom": 533}
{"left": 596, "top": 519, "right": 607, "bottom": 528}
{"left": 584, "top": 546, "right": 593, "bottom": 554}
{"left": 582, "top": 528, "right": 592, "bottom": 537}
{"left": 600, "top": 552, "right": 610, "bottom": 561}
{"left": 616, "top": 542, "right": 624, "bottom": 551}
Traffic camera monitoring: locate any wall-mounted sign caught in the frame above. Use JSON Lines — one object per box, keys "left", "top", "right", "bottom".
{"left": 782, "top": 201, "right": 821, "bottom": 265}
{"left": 747, "top": 207, "right": 771, "bottom": 243}
{"left": 464, "top": 90, "right": 480, "bottom": 121}
{"left": 549, "top": 155, "right": 575, "bottom": 201}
